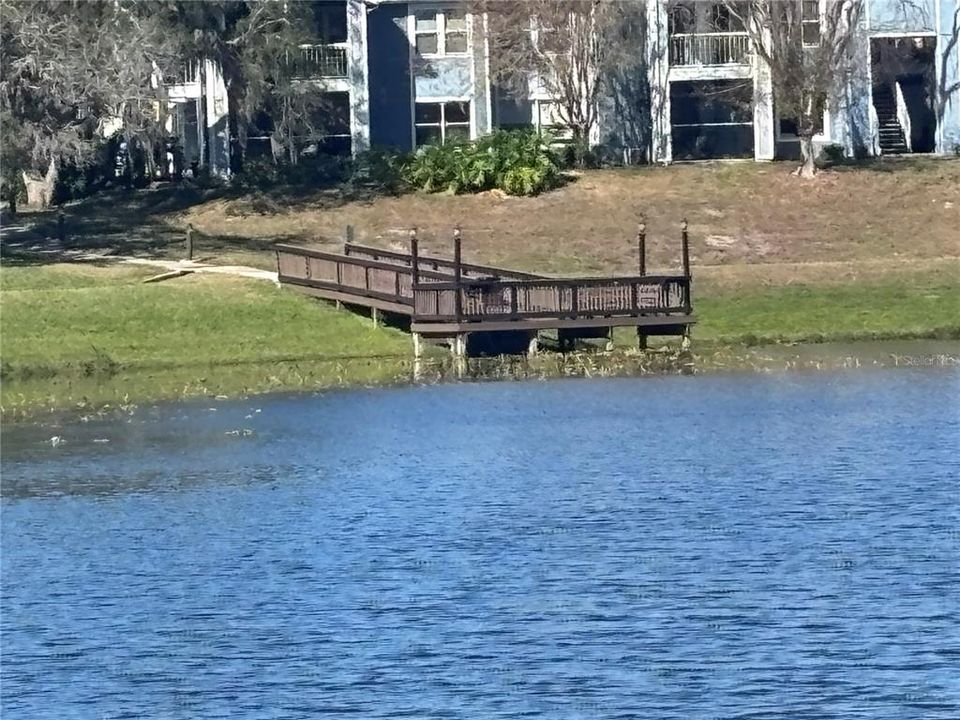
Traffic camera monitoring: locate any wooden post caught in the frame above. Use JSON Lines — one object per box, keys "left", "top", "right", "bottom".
{"left": 681, "top": 218, "right": 692, "bottom": 314}
{"left": 637, "top": 329, "right": 648, "bottom": 350}
{"left": 409, "top": 228, "right": 419, "bottom": 284}
{"left": 371, "top": 307, "right": 380, "bottom": 327}
{"left": 57, "top": 210, "right": 66, "bottom": 246}
{"left": 344, "top": 224, "right": 354, "bottom": 250}
{"left": 409, "top": 227, "right": 419, "bottom": 314}
{"left": 681, "top": 217, "right": 690, "bottom": 278}
{"left": 412, "top": 332, "right": 422, "bottom": 359}
{"left": 186, "top": 223, "right": 195, "bottom": 261}
{"left": 637, "top": 216, "right": 646, "bottom": 276}
{"left": 453, "top": 225, "right": 462, "bottom": 321}
{"left": 527, "top": 332, "right": 539, "bottom": 358}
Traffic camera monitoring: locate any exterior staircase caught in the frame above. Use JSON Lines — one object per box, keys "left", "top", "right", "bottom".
{"left": 873, "top": 84, "right": 909, "bottom": 154}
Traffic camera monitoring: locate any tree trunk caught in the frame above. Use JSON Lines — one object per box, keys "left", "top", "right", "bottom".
{"left": 797, "top": 134, "right": 817, "bottom": 178}
{"left": 22, "top": 158, "right": 58, "bottom": 208}
{"left": 572, "top": 125, "right": 591, "bottom": 168}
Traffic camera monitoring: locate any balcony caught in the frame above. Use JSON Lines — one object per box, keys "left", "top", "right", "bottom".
{"left": 292, "top": 43, "right": 348, "bottom": 79}
{"left": 669, "top": 32, "right": 750, "bottom": 67}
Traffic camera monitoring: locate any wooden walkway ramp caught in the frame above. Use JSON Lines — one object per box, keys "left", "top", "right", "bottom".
{"left": 276, "top": 226, "right": 695, "bottom": 356}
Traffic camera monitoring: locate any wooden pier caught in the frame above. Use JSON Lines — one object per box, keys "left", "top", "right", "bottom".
{"left": 276, "top": 223, "right": 695, "bottom": 357}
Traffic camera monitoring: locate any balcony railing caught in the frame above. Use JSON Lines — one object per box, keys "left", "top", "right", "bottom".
{"left": 160, "top": 59, "right": 201, "bottom": 88}
{"left": 292, "top": 43, "right": 348, "bottom": 79}
{"left": 670, "top": 32, "right": 750, "bottom": 66}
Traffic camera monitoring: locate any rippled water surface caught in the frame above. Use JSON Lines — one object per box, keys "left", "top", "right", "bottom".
{"left": 3, "top": 370, "right": 959, "bottom": 719}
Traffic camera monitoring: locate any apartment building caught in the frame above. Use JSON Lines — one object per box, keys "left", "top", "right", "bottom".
{"left": 165, "top": 0, "right": 960, "bottom": 175}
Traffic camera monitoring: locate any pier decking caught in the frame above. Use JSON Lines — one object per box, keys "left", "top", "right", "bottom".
{"left": 276, "top": 226, "right": 695, "bottom": 356}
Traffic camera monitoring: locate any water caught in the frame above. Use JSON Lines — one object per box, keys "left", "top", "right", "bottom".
{"left": 2, "top": 369, "right": 959, "bottom": 719}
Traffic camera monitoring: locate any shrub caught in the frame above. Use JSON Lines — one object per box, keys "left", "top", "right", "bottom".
{"left": 559, "top": 136, "right": 600, "bottom": 169}
{"left": 350, "top": 148, "right": 408, "bottom": 194}
{"left": 402, "top": 129, "right": 561, "bottom": 197}
{"left": 230, "top": 153, "right": 348, "bottom": 193}
{"left": 229, "top": 129, "right": 563, "bottom": 198}
{"left": 819, "top": 143, "right": 846, "bottom": 167}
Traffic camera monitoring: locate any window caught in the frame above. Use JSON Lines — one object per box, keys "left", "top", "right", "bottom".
{"left": 415, "top": 101, "right": 471, "bottom": 146}
{"left": 779, "top": 117, "right": 799, "bottom": 137}
{"left": 801, "top": 0, "right": 820, "bottom": 46}
{"left": 445, "top": 10, "right": 468, "bottom": 53}
{"left": 777, "top": 99, "right": 825, "bottom": 138}
{"left": 312, "top": 4, "right": 347, "bottom": 44}
{"left": 414, "top": 11, "right": 439, "bottom": 54}
{"left": 413, "top": 8, "right": 470, "bottom": 57}
{"left": 669, "top": 3, "right": 695, "bottom": 34}
{"left": 710, "top": 4, "right": 746, "bottom": 32}
{"left": 529, "top": 12, "right": 571, "bottom": 55}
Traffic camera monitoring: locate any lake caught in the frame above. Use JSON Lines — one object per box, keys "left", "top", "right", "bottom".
{"left": 2, "top": 369, "right": 959, "bottom": 719}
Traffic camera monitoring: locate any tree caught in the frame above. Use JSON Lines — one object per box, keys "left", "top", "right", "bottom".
{"left": 478, "top": 0, "right": 645, "bottom": 164}
{"left": 230, "top": 1, "right": 336, "bottom": 165}
{"left": 729, "top": 0, "right": 864, "bottom": 177}
{"left": 0, "top": 1, "right": 179, "bottom": 206}
{"left": 170, "top": 0, "right": 337, "bottom": 167}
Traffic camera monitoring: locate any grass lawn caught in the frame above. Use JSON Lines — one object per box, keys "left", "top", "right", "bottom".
{"left": 3, "top": 158, "right": 958, "bottom": 418}
{"left": 2, "top": 259, "right": 958, "bottom": 419}
{"left": 178, "top": 157, "right": 960, "bottom": 274}
{"left": 693, "top": 278, "right": 960, "bottom": 345}
{"left": 0, "top": 264, "right": 415, "bottom": 418}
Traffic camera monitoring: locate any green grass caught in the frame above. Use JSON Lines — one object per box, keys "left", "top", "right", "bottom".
{"left": 694, "top": 280, "right": 960, "bottom": 345}
{"left": 2, "top": 262, "right": 958, "bottom": 420}
{"left": 0, "top": 263, "right": 156, "bottom": 291}
{"left": 1, "top": 265, "right": 412, "bottom": 377}
{"left": 0, "top": 264, "right": 417, "bottom": 417}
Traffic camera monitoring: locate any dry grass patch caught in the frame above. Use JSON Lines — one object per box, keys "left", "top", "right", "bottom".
{"left": 179, "top": 158, "right": 960, "bottom": 277}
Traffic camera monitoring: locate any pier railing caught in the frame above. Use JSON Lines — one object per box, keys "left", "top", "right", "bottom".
{"left": 276, "top": 220, "right": 693, "bottom": 327}
{"left": 277, "top": 245, "right": 444, "bottom": 311}
{"left": 413, "top": 276, "right": 691, "bottom": 322}
{"left": 343, "top": 243, "right": 541, "bottom": 281}
{"left": 276, "top": 242, "right": 540, "bottom": 312}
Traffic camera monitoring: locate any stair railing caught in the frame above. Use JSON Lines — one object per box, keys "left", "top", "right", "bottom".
{"left": 868, "top": 100, "right": 880, "bottom": 156}
{"left": 895, "top": 81, "right": 912, "bottom": 153}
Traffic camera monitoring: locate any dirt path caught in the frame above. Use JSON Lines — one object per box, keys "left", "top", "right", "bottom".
{"left": 115, "top": 256, "right": 278, "bottom": 283}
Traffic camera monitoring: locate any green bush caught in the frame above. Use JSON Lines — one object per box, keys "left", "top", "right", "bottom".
{"left": 228, "top": 130, "right": 563, "bottom": 198}
{"left": 350, "top": 148, "right": 409, "bottom": 194}
{"left": 402, "top": 129, "right": 561, "bottom": 197}
{"left": 231, "top": 153, "right": 348, "bottom": 193}
{"left": 818, "top": 143, "right": 846, "bottom": 167}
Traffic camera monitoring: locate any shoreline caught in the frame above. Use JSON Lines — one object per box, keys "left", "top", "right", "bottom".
{"left": 3, "top": 338, "right": 958, "bottom": 425}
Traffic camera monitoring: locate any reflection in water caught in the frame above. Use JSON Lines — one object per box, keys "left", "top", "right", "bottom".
{"left": 2, "top": 370, "right": 959, "bottom": 719}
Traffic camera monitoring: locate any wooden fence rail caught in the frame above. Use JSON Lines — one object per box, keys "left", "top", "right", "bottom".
{"left": 343, "top": 243, "right": 541, "bottom": 280}
{"left": 276, "top": 223, "right": 694, "bottom": 338}
{"left": 413, "top": 276, "right": 690, "bottom": 322}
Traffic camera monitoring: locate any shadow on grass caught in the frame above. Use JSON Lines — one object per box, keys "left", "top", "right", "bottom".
{"left": 0, "top": 176, "right": 413, "bottom": 268}
{"left": 823, "top": 154, "right": 956, "bottom": 174}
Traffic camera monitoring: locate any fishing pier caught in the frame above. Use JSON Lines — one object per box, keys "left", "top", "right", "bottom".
{"left": 276, "top": 223, "right": 695, "bottom": 357}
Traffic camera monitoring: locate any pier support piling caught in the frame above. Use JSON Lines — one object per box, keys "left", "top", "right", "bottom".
{"left": 451, "top": 333, "right": 468, "bottom": 358}
{"left": 413, "top": 332, "right": 422, "bottom": 359}
{"left": 527, "top": 332, "right": 539, "bottom": 358}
